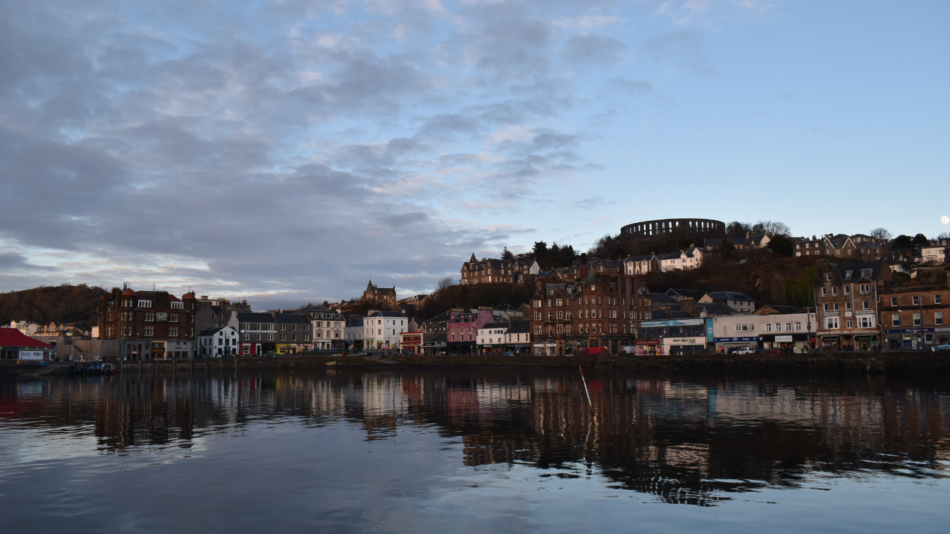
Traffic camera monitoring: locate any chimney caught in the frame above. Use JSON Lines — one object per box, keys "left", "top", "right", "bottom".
{"left": 581, "top": 253, "right": 588, "bottom": 280}
{"left": 679, "top": 298, "right": 697, "bottom": 317}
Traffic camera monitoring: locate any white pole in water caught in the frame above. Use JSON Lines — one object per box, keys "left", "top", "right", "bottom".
{"left": 578, "top": 365, "right": 594, "bottom": 413}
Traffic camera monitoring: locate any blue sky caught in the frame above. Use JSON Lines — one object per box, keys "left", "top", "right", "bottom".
{"left": 0, "top": 0, "right": 947, "bottom": 310}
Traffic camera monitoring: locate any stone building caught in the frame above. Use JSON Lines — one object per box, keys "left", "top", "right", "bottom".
{"left": 814, "top": 261, "right": 891, "bottom": 349}
{"left": 880, "top": 282, "right": 950, "bottom": 350}
{"left": 362, "top": 280, "right": 397, "bottom": 306}
{"left": 529, "top": 271, "right": 649, "bottom": 356}
{"left": 97, "top": 285, "right": 194, "bottom": 360}
{"left": 460, "top": 254, "right": 513, "bottom": 285}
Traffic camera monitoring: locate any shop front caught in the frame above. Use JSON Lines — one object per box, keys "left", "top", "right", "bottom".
{"left": 660, "top": 336, "right": 706, "bottom": 356}
{"left": 634, "top": 339, "right": 660, "bottom": 356}
{"left": 532, "top": 340, "right": 557, "bottom": 356}
{"left": 759, "top": 334, "right": 811, "bottom": 353}
{"left": 885, "top": 328, "right": 936, "bottom": 350}
{"left": 713, "top": 336, "right": 757, "bottom": 354}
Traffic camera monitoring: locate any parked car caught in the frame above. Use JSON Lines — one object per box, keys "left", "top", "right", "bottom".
{"left": 932, "top": 343, "right": 950, "bottom": 352}
{"left": 502, "top": 352, "right": 513, "bottom": 357}
{"left": 731, "top": 347, "right": 755, "bottom": 355}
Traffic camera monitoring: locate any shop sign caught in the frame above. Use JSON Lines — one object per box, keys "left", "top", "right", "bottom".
{"left": 775, "top": 335, "right": 793, "bottom": 342}
{"left": 664, "top": 337, "right": 704, "bottom": 345}
{"left": 640, "top": 319, "right": 704, "bottom": 328}
{"left": 886, "top": 328, "right": 936, "bottom": 334}
{"left": 714, "top": 337, "right": 757, "bottom": 343}
{"left": 635, "top": 340, "right": 660, "bottom": 346}
{"left": 19, "top": 351, "right": 45, "bottom": 360}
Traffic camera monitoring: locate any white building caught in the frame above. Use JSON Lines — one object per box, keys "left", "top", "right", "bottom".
{"left": 623, "top": 255, "right": 658, "bottom": 275}
{"left": 362, "top": 311, "right": 408, "bottom": 350}
{"left": 9, "top": 321, "right": 39, "bottom": 336}
{"left": 304, "top": 307, "right": 346, "bottom": 350}
{"left": 476, "top": 321, "right": 509, "bottom": 351}
{"left": 197, "top": 326, "right": 240, "bottom": 358}
{"left": 711, "top": 308, "right": 816, "bottom": 353}
{"left": 658, "top": 248, "right": 705, "bottom": 273}
{"left": 916, "top": 244, "right": 945, "bottom": 265}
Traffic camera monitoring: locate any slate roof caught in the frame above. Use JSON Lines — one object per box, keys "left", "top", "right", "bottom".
{"left": 346, "top": 318, "right": 364, "bottom": 327}
{"left": 666, "top": 288, "right": 707, "bottom": 301}
{"left": 367, "top": 311, "right": 406, "bottom": 318}
{"left": 481, "top": 322, "right": 509, "bottom": 330}
{"left": 827, "top": 261, "right": 884, "bottom": 281}
{"left": 506, "top": 320, "right": 531, "bottom": 335}
{"left": 694, "top": 303, "right": 738, "bottom": 316}
{"left": 275, "top": 313, "right": 310, "bottom": 325}
{"left": 235, "top": 312, "right": 277, "bottom": 323}
{"left": 706, "top": 291, "right": 754, "bottom": 302}
{"left": 199, "top": 327, "right": 227, "bottom": 337}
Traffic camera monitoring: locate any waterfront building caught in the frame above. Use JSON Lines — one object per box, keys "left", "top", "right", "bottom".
{"left": 504, "top": 319, "right": 531, "bottom": 355}
{"left": 196, "top": 326, "right": 239, "bottom": 358}
{"left": 814, "top": 261, "right": 891, "bottom": 349}
{"left": 880, "top": 283, "right": 950, "bottom": 350}
{"left": 362, "top": 311, "right": 408, "bottom": 350}
{"left": 304, "top": 307, "right": 345, "bottom": 350}
{"left": 476, "top": 321, "right": 509, "bottom": 353}
{"left": 229, "top": 312, "right": 278, "bottom": 356}
{"left": 98, "top": 285, "right": 195, "bottom": 360}
{"left": 447, "top": 308, "right": 495, "bottom": 354}
{"left": 345, "top": 317, "right": 364, "bottom": 350}
{"left": 0, "top": 328, "right": 52, "bottom": 360}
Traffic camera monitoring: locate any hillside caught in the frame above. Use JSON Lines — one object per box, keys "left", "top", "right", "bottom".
{"left": 646, "top": 253, "right": 824, "bottom": 309}
{"left": 417, "top": 283, "right": 535, "bottom": 320}
{"left": 0, "top": 284, "right": 107, "bottom": 326}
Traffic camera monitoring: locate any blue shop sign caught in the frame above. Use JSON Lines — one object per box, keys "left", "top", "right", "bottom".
{"left": 885, "top": 328, "right": 935, "bottom": 334}
{"left": 714, "top": 337, "right": 757, "bottom": 343}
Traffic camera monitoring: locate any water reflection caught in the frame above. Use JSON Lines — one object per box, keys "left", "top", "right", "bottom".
{"left": 1, "top": 370, "right": 948, "bottom": 509}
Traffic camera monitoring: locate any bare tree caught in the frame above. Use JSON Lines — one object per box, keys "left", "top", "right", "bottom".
{"left": 436, "top": 276, "right": 455, "bottom": 292}
{"left": 870, "top": 228, "right": 893, "bottom": 242}
{"left": 754, "top": 220, "right": 791, "bottom": 236}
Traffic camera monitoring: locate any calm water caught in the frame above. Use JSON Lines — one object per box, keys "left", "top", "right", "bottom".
{"left": 1, "top": 369, "right": 948, "bottom": 533}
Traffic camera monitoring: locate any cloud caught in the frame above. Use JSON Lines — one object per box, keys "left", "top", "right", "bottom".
{"left": 641, "top": 30, "right": 716, "bottom": 76}
{"left": 562, "top": 34, "right": 626, "bottom": 65}
{"left": 608, "top": 77, "right": 654, "bottom": 96}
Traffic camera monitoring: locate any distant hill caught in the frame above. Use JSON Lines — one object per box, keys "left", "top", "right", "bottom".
{"left": 0, "top": 284, "right": 107, "bottom": 326}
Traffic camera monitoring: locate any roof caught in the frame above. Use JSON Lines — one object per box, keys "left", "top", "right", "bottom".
{"left": 826, "top": 261, "right": 885, "bottom": 282}
{"left": 756, "top": 304, "right": 799, "bottom": 315}
{"left": 199, "top": 326, "right": 228, "bottom": 337}
{"left": 481, "top": 321, "right": 509, "bottom": 330}
{"left": 0, "top": 328, "right": 51, "bottom": 348}
{"left": 624, "top": 255, "right": 656, "bottom": 261}
{"left": 274, "top": 313, "right": 310, "bottom": 324}
{"left": 666, "top": 288, "right": 707, "bottom": 301}
{"left": 367, "top": 311, "right": 405, "bottom": 318}
{"left": 649, "top": 293, "right": 677, "bottom": 304}
{"left": 235, "top": 312, "right": 276, "bottom": 323}
{"left": 706, "top": 291, "right": 754, "bottom": 302}
{"left": 694, "top": 303, "right": 738, "bottom": 316}
{"left": 346, "top": 318, "right": 364, "bottom": 327}
{"left": 506, "top": 320, "right": 531, "bottom": 334}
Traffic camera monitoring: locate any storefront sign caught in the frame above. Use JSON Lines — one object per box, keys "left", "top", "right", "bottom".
{"left": 19, "top": 351, "right": 45, "bottom": 360}
{"left": 664, "top": 337, "right": 704, "bottom": 346}
{"left": 774, "top": 335, "right": 793, "bottom": 342}
{"left": 714, "top": 337, "right": 757, "bottom": 343}
{"left": 635, "top": 340, "right": 660, "bottom": 346}
{"left": 640, "top": 319, "right": 705, "bottom": 328}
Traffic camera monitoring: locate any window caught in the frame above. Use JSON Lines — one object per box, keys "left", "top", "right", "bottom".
{"left": 861, "top": 284, "right": 871, "bottom": 294}
{"left": 170, "top": 327, "right": 178, "bottom": 337}
{"left": 766, "top": 324, "right": 772, "bottom": 332}
{"left": 892, "top": 314, "right": 900, "bottom": 327}
{"left": 145, "top": 326, "right": 154, "bottom": 336}
{"left": 890, "top": 297, "right": 897, "bottom": 306}
{"left": 936, "top": 295, "right": 943, "bottom": 305}
{"left": 832, "top": 287, "right": 838, "bottom": 296}
{"left": 936, "top": 312, "right": 944, "bottom": 325}
{"left": 847, "top": 321, "right": 853, "bottom": 328}
{"left": 844, "top": 286, "right": 851, "bottom": 295}
{"left": 846, "top": 302, "right": 852, "bottom": 311}
{"left": 138, "top": 300, "right": 152, "bottom": 308}
{"left": 833, "top": 303, "right": 839, "bottom": 311}
{"left": 913, "top": 313, "right": 921, "bottom": 327}
{"left": 243, "top": 333, "right": 249, "bottom": 341}
{"left": 823, "top": 304, "right": 829, "bottom": 312}
{"left": 534, "top": 312, "right": 541, "bottom": 320}
{"left": 280, "top": 334, "right": 286, "bottom": 341}
{"left": 267, "top": 334, "right": 274, "bottom": 341}
{"left": 795, "top": 322, "right": 802, "bottom": 331}
{"left": 859, "top": 316, "right": 873, "bottom": 328}
{"left": 863, "top": 301, "right": 869, "bottom": 310}
{"left": 825, "top": 317, "right": 839, "bottom": 329}
{"left": 912, "top": 296, "right": 920, "bottom": 306}
{"left": 861, "top": 269, "right": 872, "bottom": 278}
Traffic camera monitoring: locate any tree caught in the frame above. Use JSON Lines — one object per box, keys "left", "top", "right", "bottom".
{"left": 870, "top": 228, "right": 893, "bottom": 242}
{"left": 912, "top": 233, "right": 929, "bottom": 247}
{"left": 758, "top": 220, "right": 791, "bottom": 237}
{"left": 892, "top": 235, "right": 913, "bottom": 250}
{"left": 767, "top": 235, "right": 795, "bottom": 256}
{"left": 532, "top": 241, "right": 548, "bottom": 261}
{"left": 436, "top": 277, "right": 455, "bottom": 292}
{"left": 726, "top": 221, "right": 751, "bottom": 238}
{"left": 720, "top": 239, "right": 735, "bottom": 258}
{"left": 501, "top": 247, "right": 514, "bottom": 261}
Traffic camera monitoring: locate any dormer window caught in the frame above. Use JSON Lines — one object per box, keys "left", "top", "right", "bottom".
{"left": 138, "top": 300, "right": 152, "bottom": 308}
{"left": 844, "top": 271, "right": 852, "bottom": 280}
{"left": 861, "top": 269, "right": 872, "bottom": 278}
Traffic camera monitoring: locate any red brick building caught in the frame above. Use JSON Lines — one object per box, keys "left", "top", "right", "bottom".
{"left": 814, "top": 261, "right": 891, "bottom": 349}
{"left": 98, "top": 285, "right": 195, "bottom": 360}
{"left": 529, "top": 272, "right": 649, "bottom": 356}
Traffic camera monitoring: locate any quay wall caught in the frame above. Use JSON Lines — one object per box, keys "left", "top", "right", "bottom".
{"left": 2, "top": 352, "right": 948, "bottom": 378}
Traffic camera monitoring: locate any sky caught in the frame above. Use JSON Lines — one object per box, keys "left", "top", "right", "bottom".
{"left": 0, "top": 0, "right": 947, "bottom": 310}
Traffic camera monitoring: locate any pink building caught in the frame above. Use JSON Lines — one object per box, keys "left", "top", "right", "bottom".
{"left": 446, "top": 308, "right": 495, "bottom": 355}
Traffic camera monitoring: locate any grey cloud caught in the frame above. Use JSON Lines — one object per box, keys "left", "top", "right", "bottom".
{"left": 562, "top": 34, "right": 626, "bottom": 65}
{"left": 608, "top": 77, "right": 653, "bottom": 96}
{"left": 641, "top": 31, "right": 715, "bottom": 76}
